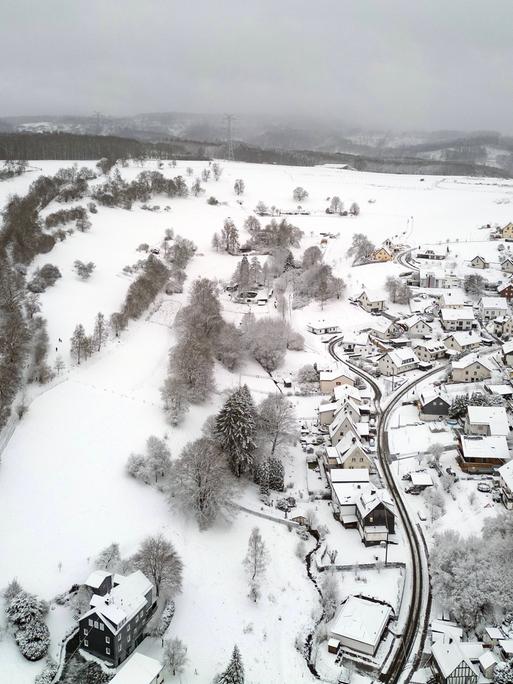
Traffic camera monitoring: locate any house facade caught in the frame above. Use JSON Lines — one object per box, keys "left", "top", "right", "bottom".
{"left": 355, "top": 487, "right": 395, "bottom": 545}
{"left": 377, "top": 348, "right": 418, "bottom": 376}
{"left": 479, "top": 296, "right": 509, "bottom": 321}
{"left": 79, "top": 571, "right": 156, "bottom": 667}
{"left": 502, "top": 222, "right": 513, "bottom": 240}
{"left": 320, "top": 369, "right": 355, "bottom": 394}
{"left": 440, "top": 307, "right": 476, "bottom": 331}
{"left": 498, "top": 460, "right": 513, "bottom": 510}
{"left": 443, "top": 332, "right": 481, "bottom": 354}
{"left": 418, "top": 391, "right": 451, "bottom": 420}
{"left": 450, "top": 356, "right": 492, "bottom": 383}
{"left": 498, "top": 281, "right": 513, "bottom": 300}
{"left": 413, "top": 340, "right": 447, "bottom": 363}
{"left": 368, "top": 247, "right": 393, "bottom": 262}
{"left": 501, "top": 258, "right": 513, "bottom": 274}
{"left": 356, "top": 290, "right": 386, "bottom": 313}
{"left": 430, "top": 640, "right": 478, "bottom": 684}
{"left": 470, "top": 255, "right": 489, "bottom": 269}
{"left": 502, "top": 340, "right": 513, "bottom": 367}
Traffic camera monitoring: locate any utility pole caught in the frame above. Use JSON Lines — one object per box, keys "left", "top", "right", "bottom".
{"left": 224, "top": 114, "right": 235, "bottom": 161}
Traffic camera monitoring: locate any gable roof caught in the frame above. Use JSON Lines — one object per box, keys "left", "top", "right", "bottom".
{"left": 85, "top": 570, "right": 111, "bottom": 590}
{"left": 480, "top": 296, "right": 509, "bottom": 310}
{"left": 356, "top": 485, "right": 395, "bottom": 519}
{"left": 444, "top": 331, "right": 481, "bottom": 347}
{"left": 460, "top": 435, "right": 509, "bottom": 462}
{"left": 357, "top": 289, "right": 385, "bottom": 303}
{"left": 441, "top": 307, "right": 476, "bottom": 322}
{"left": 331, "top": 596, "right": 391, "bottom": 649}
{"left": 419, "top": 389, "right": 450, "bottom": 408}
{"left": 503, "top": 340, "right": 513, "bottom": 355}
{"left": 452, "top": 353, "right": 493, "bottom": 371}
{"left": 384, "top": 348, "right": 418, "bottom": 366}
{"left": 432, "top": 640, "right": 477, "bottom": 679}
{"left": 330, "top": 468, "right": 370, "bottom": 484}
{"left": 498, "top": 459, "right": 513, "bottom": 491}
{"left": 440, "top": 291, "right": 466, "bottom": 307}
{"left": 110, "top": 654, "right": 163, "bottom": 684}
{"left": 466, "top": 405, "right": 509, "bottom": 435}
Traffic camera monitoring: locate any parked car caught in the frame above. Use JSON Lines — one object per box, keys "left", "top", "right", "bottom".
{"left": 402, "top": 473, "right": 412, "bottom": 481}
{"left": 417, "top": 510, "right": 427, "bottom": 521}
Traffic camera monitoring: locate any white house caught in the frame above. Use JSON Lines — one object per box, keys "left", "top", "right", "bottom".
{"left": 330, "top": 596, "right": 392, "bottom": 657}
{"left": 438, "top": 291, "right": 466, "bottom": 308}
{"left": 493, "top": 316, "right": 513, "bottom": 338}
{"left": 307, "top": 319, "right": 341, "bottom": 335}
{"left": 110, "top": 654, "right": 164, "bottom": 684}
{"left": 501, "top": 257, "right": 513, "bottom": 274}
{"left": 419, "top": 268, "right": 449, "bottom": 288}
{"left": 336, "top": 433, "right": 374, "bottom": 470}
{"left": 450, "top": 354, "right": 493, "bottom": 383}
{"left": 479, "top": 296, "right": 509, "bottom": 322}
{"left": 498, "top": 460, "right": 513, "bottom": 510}
{"left": 440, "top": 307, "right": 476, "bottom": 331}
{"left": 319, "top": 368, "right": 355, "bottom": 394}
{"left": 443, "top": 331, "right": 481, "bottom": 354}
{"left": 356, "top": 290, "right": 386, "bottom": 313}
{"left": 396, "top": 315, "right": 433, "bottom": 338}
{"left": 465, "top": 405, "right": 509, "bottom": 436}
{"left": 470, "top": 255, "right": 489, "bottom": 269}
{"left": 377, "top": 348, "right": 419, "bottom": 376}
{"left": 413, "top": 339, "right": 447, "bottom": 363}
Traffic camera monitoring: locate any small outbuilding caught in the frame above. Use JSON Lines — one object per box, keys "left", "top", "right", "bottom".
{"left": 330, "top": 596, "right": 392, "bottom": 657}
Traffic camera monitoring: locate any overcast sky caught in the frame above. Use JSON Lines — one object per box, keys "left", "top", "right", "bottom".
{"left": 3, "top": 0, "right": 513, "bottom": 133}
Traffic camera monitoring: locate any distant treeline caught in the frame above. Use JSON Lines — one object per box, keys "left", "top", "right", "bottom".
{"left": 0, "top": 132, "right": 221, "bottom": 161}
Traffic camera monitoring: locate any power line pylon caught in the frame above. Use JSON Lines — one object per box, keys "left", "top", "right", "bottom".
{"left": 224, "top": 114, "right": 235, "bottom": 161}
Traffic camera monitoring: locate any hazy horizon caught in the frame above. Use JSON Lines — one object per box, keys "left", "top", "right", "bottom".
{"left": 3, "top": 0, "right": 513, "bottom": 134}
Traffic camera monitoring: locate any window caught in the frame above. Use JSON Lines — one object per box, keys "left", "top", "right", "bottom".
{"left": 118, "top": 634, "right": 122, "bottom": 641}
{"left": 128, "top": 635, "right": 131, "bottom": 643}
{"left": 94, "top": 621, "right": 99, "bottom": 629}
{"left": 106, "top": 636, "right": 110, "bottom": 644}
{"left": 99, "top": 623, "right": 104, "bottom": 631}
{"left": 88, "top": 619, "right": 93, "bottom": 627}
{"left": 106, "top": 647, "right": 110, "bottom": 655}
{"left": 84, "top": 640, "right": 89, "bottom": 647}
{"left": 83, "top": 628, "right": 87, "bottom": 635}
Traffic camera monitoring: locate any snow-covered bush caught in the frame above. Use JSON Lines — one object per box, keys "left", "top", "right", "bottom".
{"left": 156, "top": 599, "right": 175, "bottom": 636}
{"left": 35, "top": 656, "right": 58, "bottom": 684}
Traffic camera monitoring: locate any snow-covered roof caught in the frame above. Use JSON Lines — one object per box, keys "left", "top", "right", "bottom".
{"left": 503, "top": 340, "right": 513, "bottom": 355}
{"left": 440, "top": 291, "right": 466, "bottom": 307}
{"left": 413, "top": 339, "right": 447, "bottom": 354}
{"left": 357, "top": 289, "right": 385, "bottom": 303}
{"left": 480, "top": 296, "right": 509, "bottom": 310}
{"left": 430, "top": 619, "right": 463, "bottom": 643}
{"left": 397, "top": 314, "right": 431, "bottom": 330}
{"left": 500, "top": 639, "right": 513, "bottom": 655}
{"left": 308, "top": 319, "right": 340, "bottom": 330}
{"left": 484, "top": 626, "right": 505, "bottom": 640}
{"left": 432, "top": 640, "right": 477, "bottom": 679}
{"left": 444, "top": 331, "right": 481, "bottom": 347}
{"left": 110, "top": 654, "right": 163, "bottom": 684}
{"left": 85, "top": 570, "right": 111, "bottom": 589}
{"left": 331, "top": 482, "right": 369, "bottom": 507}
{"left": 420, "top": 267, "right": 447, "bottom": 280}
{"left": 82, "top": 570, "right": 153, "bottom": 633}
{"left": 385, "top": 347, "right": 418, "bottom": 366}
{"left": 498, "top": 460, "right": 513, "bottom": 490}
{"left": 441, "top": 307, "right": 476, "bottom": 322}
{"left": 460, "top": 642, "right": 486, "bottom": 662}
{"left": 460, "top": 435, "right": 509, "bottom": 462}
{"left": 333, "top": 385, "right": 362, "bottom": 403}
{"left": 330, "top": 468, "right": 370, "bottom": 484}
{"left": 498, "top": 281, "right": 513, "bottom": 293}
{"left": 320, "top": 368, "right": 354, "bottom": 382}
{"left": 419, "top": 389, "right": 450, "bottom": 407}
{"left": 318, "top": 401, "right": 339, "bottom": 414}
{"left": 331, "top": 596, "right": 391, "bottom": 649}
{"left": 336, "top": 431, "right": 367, "bottom": 457}
{"left": 356, "top": 485, "right": 395, "bottom": 519}
{"left": 411, "top": 471, "right": 433, "bottom": 487}
{"left": 452, "top": 354, "right": 493, "bottom": 371}
{"left": 479, "top": 650, "right": 498, "bottom": 670}
{"left": 467, "top": 406, "right": 509, "bottom": 436}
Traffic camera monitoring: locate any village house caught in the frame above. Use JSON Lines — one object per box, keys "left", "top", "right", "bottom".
{"left": 478, "top": 650, "right": 499, "bottom": 680}
{"left": 502, "top": 340, "right": 513, "bottom": 367}
{"left": 440, "top": 307, "right": 476, "bottom": 331}
{"left": 110, "top": 653, "right": 164, "bottom": 684}
{"left": 497, "top": 281, "right": 513, "bottom": 300}
{"left": 329, "top": 410, "right": 362, "bottom": 446}
{"left": 329, "top": 596, "right": 392, "bottom": 657}
{"left": 319, "top": 368, "right": 355, "bottom": 394}
{"left": 438, "top": 291, "right": 467, "bottom": 308}
{"left": 419, "top": 268, "right": 449, "bottom": 289}
{"left": 501, "top": 258, "right": 513, "bottom": 274}
{"left": 430, "top": 640, "right": 478, "bottom": 684}
{"left": 443, "top": 331, "right": 481, "bottom": 354}
{"left": 356, "top": 290, "right": 386, "bottom": 313}
{"left": 417, "top": 248, "right": 445, "bottom": 260}
{"left": 356, "top": 486, "right": 395, "bottom": 545}
{"left": 79, "top": 570, "right": 156, "bottom": 667}
{"left": 479, "top": 296, "right": 509, "bottom": 321}
{"left": 470, "top": 255, "right": 489, "bottom": 269}
{"left": 318, "top": 401, "right": 340, "bottom": 425}
{"left": 383, "top": 238, "right": 408, "bottom": 255}
{"left": 307, "top": 319, "right": 341, "bottom": 335}
{"left": 491, "top": 316, "right": 513, "bottom": 338}
{"left": 336, "top": 433, "right": 374, "bottom": 470}
{"left": 450, "top": 354, "right": 493, "bottom": 383}
{"left": 483, "top": 626, "right": 506, "bottom": 648}
{"left": 464, "top": 405, "right": 509, "bottom": 436}
{"left": 502, "top": 222, "right": 513, "bottom": 240}
{"left": 458, "top": 435, "right": 509, "bottom": 473}
{"left": 377, "top": 348, "right": 419, "bottom": 376}
{"left": 418, "top": 390, "right": 451, "bottom": 420}
{"left": 368, "top": 246, "right": 393, "bottom": 262}
{"left": 498, "top": 640, "right": 513, "bottom": 660}
{"left": 413, "top": 340, "right": 447, "bottom": 363}
{"left": 396, "top": 315, "right": 433, "bottom": 338}
{"left": 498, "top": 460, "right": 513, "bottom": 510}
{"left": 330, "top": 478, "right": 371, "bottom": 522}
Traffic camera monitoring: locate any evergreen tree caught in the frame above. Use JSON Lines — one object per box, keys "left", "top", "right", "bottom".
{"left": 218, "top": 645, "right": 245, "bottom": 684}
{"left": 70, "top": 323, "right": 86, "bottom": 364}
{"left": 269, "top": 457, "right": 284, "bottom": 491}
{"left": 249, "top": 256, "right": 262, "bottom": 287}
{"left": 259, "top": 459, "right": 270, "bottom": 496}
{"left": 495, "top": 660, "right": 513, "bottom": 684}
{"left": 238, "top": 256, "right": 250, "bottom": 291}
{"left": 215, "top": 385, "right": 256, "bottom": 477}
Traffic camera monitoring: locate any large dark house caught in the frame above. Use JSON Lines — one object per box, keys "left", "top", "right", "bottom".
{"left": 356, "top": 487, "right": 395, "bottom": 546}
{"left": 418, "top": 390, "right": 451, "bottom": 420}
{"left": 79, "top": 570, "right": 156, "bottom": 666}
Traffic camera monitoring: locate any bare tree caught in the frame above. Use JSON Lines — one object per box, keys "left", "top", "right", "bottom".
{"left": 346, "top": 233, "right": 375, "bottom": 264}
{"left": 243, "top": 528, "right": 268, "bottom": 602}
{"left": 93, "top": 312, "right": 107, "bottom": 351}
{"left": 349, "top": 201, "right": 360, "bottom": 216}
{"left": 132, "top": 534, "right": 183, "bottom": 598}
{"left": 293, "top": 187, "right": 308, "bottom": 203}
{"left": 234, "top": 179, "right": 245, "bottom": 196}
{"left": 321, "top": 570, "right": 340, "bottom": 621}
{"left": 201, "top": 168, "right": 211, "bottom": 182}
{"left": 212, "top": 162, "right": 223, "bottom": 181}
{"left": 70, "top": 323, "right": 86, "bottom": 364}
{"left": 257, "top": 394, "right": 297, "bottom": 457}
{"left": 163, "top": 637, "right": 188, "bottom": 677}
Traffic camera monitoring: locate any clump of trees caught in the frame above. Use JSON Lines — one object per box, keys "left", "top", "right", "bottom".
{"left": 69, "top": 312, "right": 108, "bottom": 364}
{"left": 45, "top": 206, "right": 87, "bottom": 228}
{"left": 449, "top": 391, "right": 504, "bottom": 419}
{"left": 293, "top": 187, "right": 308, "bottom": 203}
{"left": 126, "top": 436, "right": 171, "bottom": 487}
{"left": 119, "top": 255, "right": 169, "bottom": 322}
{"left": 74, "top": 260, "right": 96, "bottom": 280}
{"left": 246, "top": 217, "right": 303, "bottom": 252}
{"left": 346, "top": 233, "right": 375, "bottom": 265}
{"left": 385, "top": 276, "right": 411, "bottom": 304}
{"left": 212, "top": 162, "right": 223, "bottom": 181}
{"left": 92, "top": 170, "right": 188, "bottom": 209}
{"left": 431, "top": 513, "right": 513, "bottom": 628}
{"left": 464, "top": 273, "right": 486, "bottom": 296}
{"left": 0, "top": 159, "right": 28, "bottom": 181}
{"left": 294, "top": 252, "right": 346, "bottom": 309}
{"left": 216, "top": 385, "right": 257, "bottom": 477}
{"left": 4, "top": 580, "right": 50, "bottom": 661}
{"left": 27, "top": 263, "right": 62, "bottom": 293}
{"left": 242, "top": 314, "right": 304, "bottom": 371}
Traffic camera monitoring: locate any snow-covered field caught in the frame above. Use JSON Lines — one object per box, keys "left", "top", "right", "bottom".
{"left": 1, "top": 160, "right": 513, "bottom": 682}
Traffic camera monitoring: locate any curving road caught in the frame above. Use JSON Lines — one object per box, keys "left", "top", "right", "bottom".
{"left": 328, "top": 339, "right": 440, "bottom": 683}
{"left": 395, "top": 247, "right": 420, "bottom": 272}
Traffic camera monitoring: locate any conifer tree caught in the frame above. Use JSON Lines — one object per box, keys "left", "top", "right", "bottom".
{"left": 215, "top": 385, "right": 256, "bottom": 477}
{"left": 218, "top": 645, "right": 244, "bottom": 684}
{"left": 269, "top": 457, "right": 285, "bottom": 491}
{"left": 259, "top": 459, "right": 270, "bottom": 496}
{"left": 70, "top": 323, "right": 86, "bottom": 364}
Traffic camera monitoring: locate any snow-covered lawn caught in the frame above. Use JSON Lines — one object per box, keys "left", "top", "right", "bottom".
{"left": 1, "top": 159, "right": 513, "bottom": 681}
